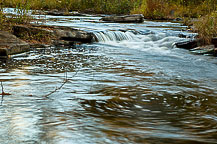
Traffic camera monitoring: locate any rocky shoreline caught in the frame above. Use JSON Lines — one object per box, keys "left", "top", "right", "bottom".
{"left": 0, "top": 12, "right": 217, "bottom": 59}
{"left": 175, "top": 38, "right": 217, "bottom": 56}
{"left": 0, "top": 24, "right": 96, "bottom": 59}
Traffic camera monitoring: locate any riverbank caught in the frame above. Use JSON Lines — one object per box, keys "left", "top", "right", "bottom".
{"left": 0, "top": 11, "right": 217, "bottom": 58}
{"left": 1, "top": 0, "right": 216, "bottom": 44}
{"left": 2, "top": 0, "right": 216, "bottom": 18}
{"left": 0, "top": 1, "right": 217, "bottom": 58}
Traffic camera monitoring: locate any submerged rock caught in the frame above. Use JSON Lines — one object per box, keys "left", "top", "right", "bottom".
{"left": 190, "top": 45, "right": 216, "bottom": 55}
{"left": 0, "top": 31, "right": 30, "bottom": 58}
{"left": 101, "top": 14, "right": 144, "bottom": 23}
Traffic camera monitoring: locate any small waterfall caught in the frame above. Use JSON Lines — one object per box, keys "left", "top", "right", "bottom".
{"left": 93, "top": 31, "right": 136, "bottom": 42}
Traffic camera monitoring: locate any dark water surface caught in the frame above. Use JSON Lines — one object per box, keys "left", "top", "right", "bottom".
{"left": 0, "top": 12, "right": 217, "bottom": 144}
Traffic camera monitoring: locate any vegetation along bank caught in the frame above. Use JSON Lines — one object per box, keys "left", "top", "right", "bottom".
{"left": 0, "top": 0, "right": 217, "bottom": 56}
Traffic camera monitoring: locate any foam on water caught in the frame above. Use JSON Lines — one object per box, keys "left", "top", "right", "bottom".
{"left": 94, "top": 30, "right": 184, "bottom": 54}
{"left": 94, "top": 31, "right": 135, "bottom": 42}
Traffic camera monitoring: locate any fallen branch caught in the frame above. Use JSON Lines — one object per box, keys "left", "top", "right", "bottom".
{"left": 1, "top": 81, "right": 11, "bottom": 106}
{"left": 1, "top": 81, "right": 4, "bottom": 94}
{"left": 44, "top": 72, "right": 68, "bottom": 97}
{"left": 45, "top": 69, "right": 79, "bottom": 97}
{"left": 1, "top": 81, "right": 3, "bottom": 106}
{"left": 0, "top": 81, "right": 11, "bottom": 96}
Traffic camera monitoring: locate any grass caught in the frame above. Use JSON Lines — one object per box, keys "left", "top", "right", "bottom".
{"left": 193, "top": 12, "right": 217, "bottom": 44}
{"left": 2, "top": 0, "right": 140, "bottom": 14}
{"left": 0, "top": 0, "right": 31, "bottom": 31}
{"left": 1, "top": 0, "right": 216, "bottom": 17}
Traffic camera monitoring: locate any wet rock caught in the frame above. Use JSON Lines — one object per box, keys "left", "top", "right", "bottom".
{"left": 30, "top": 43, "right": 48, "bottom": 48}
{"left": 178, "top": 34, "right": 193, "bottom": 38}
{"left": 53, "top": 27, "right": 96, "bottom": 43}
{"left": 32, "top": 10, "right": 46, "bottom": 15}
{"left": 175, "top": 17, "right": 183, "bottom": 21}
{"left": 101, "top": 14, "right": 144, "bottom": 23}
{"left": 0, "top": 48, "right": 8, "bottom": 59}
{"left": 190, "top": 45, "right": 216, "bottom": 55}
{"left": 175, "top": 37, "right": 217, "bottom": 50}
{"left": 175, "top": 39, "right": 201, "bottom": 49}
{"left": 53, "top": 40, "right": 75, "bottom": 47}
{"left": 0, "top": 31, "right": 30, "bottom": 58}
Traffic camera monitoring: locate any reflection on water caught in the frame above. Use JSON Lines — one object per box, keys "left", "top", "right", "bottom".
{"left": 1, "top": 18, "right": 217, "bottom": 144}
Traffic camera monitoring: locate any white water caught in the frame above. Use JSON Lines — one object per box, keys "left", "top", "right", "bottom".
{"left": 94, "top": 31, "right": 135, "bottom": 42}
{"left": 93, "top": 30, "right": 186, "bottom": 54}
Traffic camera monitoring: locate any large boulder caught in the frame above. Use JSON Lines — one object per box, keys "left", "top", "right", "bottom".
{"left": 101, "top": 14, "right": 144, "bottom": 23}
{"left": 0, "top": 31, "right": 30, "bottom": 58}
{"left": 53, "top": 27, "right": 96, "bottom": 43}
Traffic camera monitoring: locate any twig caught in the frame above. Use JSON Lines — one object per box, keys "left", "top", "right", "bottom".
{"left": 1, "top": 81, "right": 4, "bottom": 105}
{"left": 1, "top": 81, "right": 3, "bottom": 94}
{"left": 45, "top": 69, "right": 79, "bottom": 98}
{"left": 44, "top": 72, "right": 68, "bottom": 97}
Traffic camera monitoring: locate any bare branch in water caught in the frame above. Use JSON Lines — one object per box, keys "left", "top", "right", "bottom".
{"left": 1, "top": 81, "right": 3, "bottom": 94}
{"left": 0, "top": 81, "right": 11, "bottom": 96}
{"left": 1, "top": 81, "right": 4, "bottom": 105}
{"left": 45, "top": 69, "right": 79, "bottom": 98}
{"left": 0, "top": 81, "right": 12, "bottom": 106}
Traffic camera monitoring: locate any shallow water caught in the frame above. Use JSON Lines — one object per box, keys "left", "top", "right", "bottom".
{"left": 0, "top": 12, "right": 217, "bottom": 144}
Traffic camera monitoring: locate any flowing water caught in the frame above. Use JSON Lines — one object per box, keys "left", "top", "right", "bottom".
{"left": 0, "top": 11, "right": 217, "bottom": 144}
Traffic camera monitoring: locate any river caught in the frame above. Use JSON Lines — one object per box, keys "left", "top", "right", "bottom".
{"left": 0, "top": 10, "right": 217, "bottom": 144}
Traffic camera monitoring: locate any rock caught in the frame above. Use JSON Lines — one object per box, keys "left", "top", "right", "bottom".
{"left": 175, "top": 37, "right": 217, "bottom": 50}
{"left": 46, "top": 9, "right": 65, "bottom": 16}
{"left": 32, "top": 10, "right": 46, "bottom": 15}
{"left": 30, "top": 43, "right": 48, "bottom": 48}
{"left": 211, "top": 37, "right": 217, "bottom": 47}
{"left": 214, "top": 48, "right": 217, "bottom": 56}
{"left": 190, "top": 45, "right": 215, "bottom": 55}
{"left": 53, "top": 40, "right": 75, "bottom": 47}
{"left": 13, "top": 25, "right": 96, "bottom": 45}
{"left": 0, "top": 48, "right": 8, "bottom": 59}
{"left": 175, "top": 39, "right": 202, "bottom": 49}
{"left": 0, "top": 31, "right": 30, "bottom": 58}
{"left": 13, "top": 25, "right": 53, "bottom": 39}
{"left": 47, "top": 9, "right": 88, "bottom": 16}
{"left": 53, "top": 27, "right": 96, "bottom": 43}
{"left": 175, "top": 17, "right": 183, "bottom": 21}
{"left": 101, "top": 14, "right": 144, "bottom": 23}
{"left": 178, "top": 34, "right": 191, "bottom": 38}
